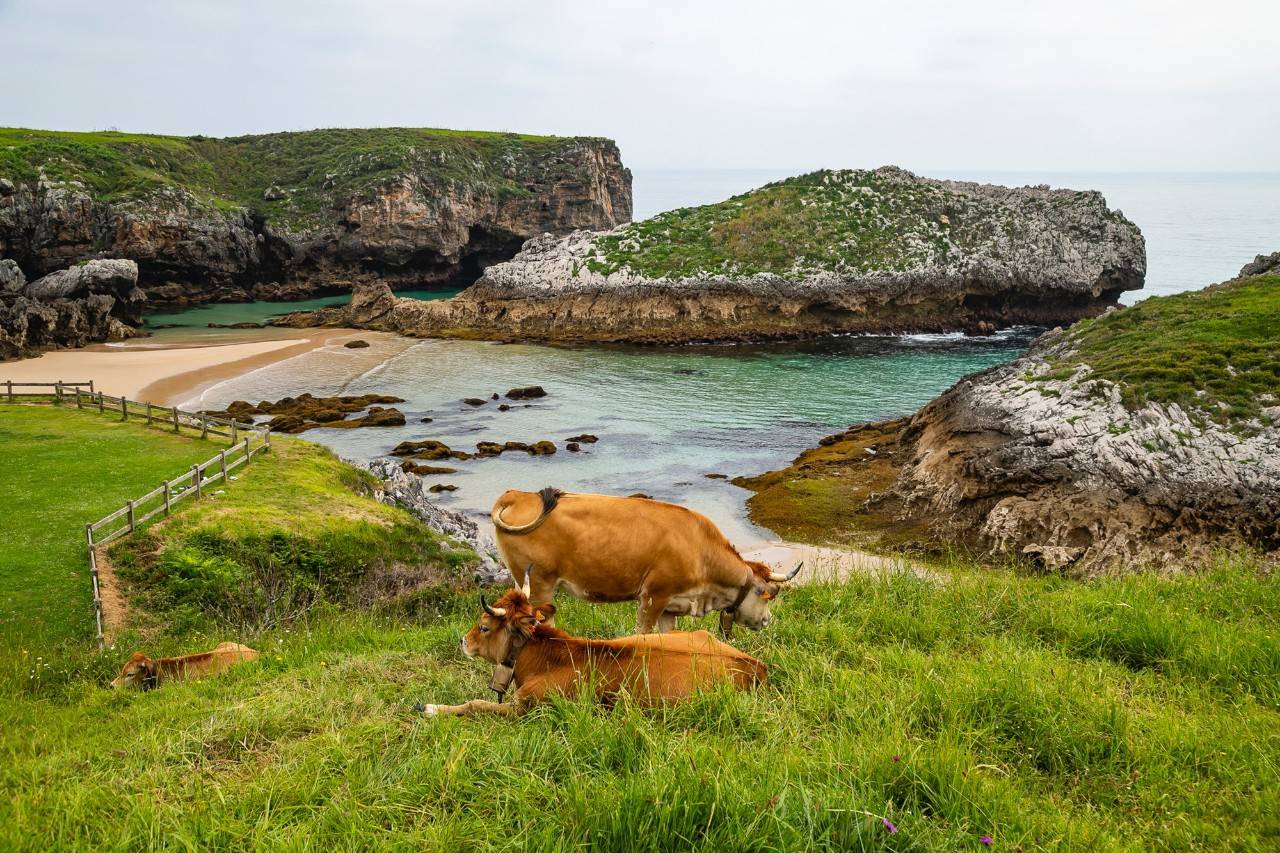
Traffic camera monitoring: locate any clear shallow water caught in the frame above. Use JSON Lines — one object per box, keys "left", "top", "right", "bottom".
{"left": 179, "top": 329, "right": 1036, "bottom": 543}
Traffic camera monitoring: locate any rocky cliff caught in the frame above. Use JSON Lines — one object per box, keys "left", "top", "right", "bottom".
{"left": 0, "top": 127, "right": 631, "bottom": 306}
{"left": 738, "top": 256, "right": 1279, "bottom": 575}
{"left": 1, "top": 258, "right": 146, "bottom": 359}
{"left": 281, "top": 167, "right": 1145, "bottom": 343}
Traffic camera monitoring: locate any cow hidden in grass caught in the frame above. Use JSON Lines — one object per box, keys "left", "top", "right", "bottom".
{"left": 110, "top": 642, "right": 259, "bottom": 690}
{"left": 489, "top": 488, "right": 801, "bottom": 635}
{"left": 415, "top": 579, "right": 767, "bottom": 718}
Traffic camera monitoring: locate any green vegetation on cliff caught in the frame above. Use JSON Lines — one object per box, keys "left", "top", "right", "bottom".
{"left": 584, "top": 167, "right": 1124, "bottom": 279}
{"left": 0, "top": 126, "right": 613, "bottom": 229}
{"left": 1049, "top": 271, "right": 1280, "bottom": 422}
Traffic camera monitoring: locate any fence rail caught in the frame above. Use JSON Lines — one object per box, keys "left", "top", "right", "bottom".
{"left": 3, "top": 380, "right": 272, "bottom": 648}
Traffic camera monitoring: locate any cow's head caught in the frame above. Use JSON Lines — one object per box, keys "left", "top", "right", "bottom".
{"left": 110, "top": 652, "right": 157, "bottom": 690}
{"left": 721, "top": 560, "right": 803, "bottom": 635}
{"left": 461, "top": 588, "right": 556, "bottom": 665}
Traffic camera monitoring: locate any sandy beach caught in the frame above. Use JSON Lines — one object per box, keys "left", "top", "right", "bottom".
{"left": 0, "top": 329, "right": 363, "bottom": 404}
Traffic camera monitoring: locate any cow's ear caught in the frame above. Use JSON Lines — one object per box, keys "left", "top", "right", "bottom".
{"left": 534, "top": 604, "right": 556, "bottom": 622}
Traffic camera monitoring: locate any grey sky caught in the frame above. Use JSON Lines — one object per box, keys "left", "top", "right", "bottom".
{"left": 4, "top": 0, "right": 1278, "bottom": 171}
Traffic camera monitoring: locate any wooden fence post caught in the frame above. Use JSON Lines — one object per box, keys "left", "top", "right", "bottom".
{"left": 146, "top": 402, "right": 152, "bottom": 426}
{"left": 126, "top": 499, "right": 135, "bottom": 532}
{"left": 121, "top": 397, "right": 128, "bottom": 421}
{"left": 163, "top": 479, "right": 171, "bottom": 515}
{"left": 200, "top": 414, "right": 209, "bottom": 440}
{"left": 97, "top": 391, "right": 105, "bottom": 414}
{"left": 243, "top": 437, "right": 252, "bottom": 463}
{"left": 220, "top": 449, "right": 228, "bottom": 481}
{"left": 55, "top": 381, "right": 63, "bottom": 404}
{"left": 75, "top": 388, "right": 83, "bottom": 409}
{"left": 231, "top": 420, "right": 238, "bottom": 445}
{"left": 264, "top": 427, "right": 272, "bottom": 450}
{"left": 172, "top": 406, "right": 180, "bottom": 433}
{"left": 5, "top": 380, "right": 12, "bottom": 403}
{"left": 86, "top": 523, "right": 104, "bottom": 650}
{"left": 192, "top": 465, "right": 202, "bottom": 499}
{"left": 89, "top": 380, "right": 95, "bottom": 395}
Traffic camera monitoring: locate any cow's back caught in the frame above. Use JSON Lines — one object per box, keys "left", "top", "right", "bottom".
{"left": 610, "top": 630, "right": 767, "bottom": 700}
{"left": 493, "top": 491, "right": 733, "bottom": 599}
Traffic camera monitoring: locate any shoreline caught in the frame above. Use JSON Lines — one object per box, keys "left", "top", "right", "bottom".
{"left": 0, "top": 329, "right": 368, "bottom": 405}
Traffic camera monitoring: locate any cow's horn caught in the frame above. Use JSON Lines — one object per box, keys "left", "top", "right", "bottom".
{"left": 769, "top": 561, "right": 803, "bottom": 583}
{"left": 521, "top": 564, "right": 532, "bottom": 599}
{"left": 481, "top": 594, "right": 506, "bottom": 618}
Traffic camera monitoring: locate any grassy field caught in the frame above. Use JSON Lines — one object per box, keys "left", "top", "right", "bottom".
{"left": 1, "top": 557, "right": 1277, "bottom": 849}
{"left": 2, "top": 406, "right": 1277, "bottom": 849}
{"left": 1049, "top": 271, "right": 1280, "bottom": 423}
{"left": 0, "top": 404, "right": 230, "bottom": 647}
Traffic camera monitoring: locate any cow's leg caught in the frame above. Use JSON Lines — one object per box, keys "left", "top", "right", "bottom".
{"left": 635, "top": 593, "right": 672, "bottom": 633}
{"left": 416, "top": 699, "right": 519, "bottom": 717}
{"left": 527, "top": 569, "right": 559, "bottom": 625}
{"left": 656, "top": 611, "right": 678, "bottom": 633}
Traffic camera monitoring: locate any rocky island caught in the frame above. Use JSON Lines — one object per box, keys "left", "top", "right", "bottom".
{"left": 738, "top": 253, "right": 1280, "bottom": 574}
{"left": 279, "top": 167, "right": 1146, "bottom": 343}
{"left": 0, "top": 126, "right": 631, "bottom": 308}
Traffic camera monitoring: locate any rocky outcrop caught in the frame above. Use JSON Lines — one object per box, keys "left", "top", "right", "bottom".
{"left": 280, "top": 167, "right": 1144, "bottom": 343}
{"left": 740, "top": 261, "right": 1279, "bottom": 575}
{"left": 0, "top": 128, "right": 632, "bottom": 307}
{"left": 1, "top": 258, "right": 145, "bottom": 359}
{"left": 361, "top": 457, "right": 506, "bottom": 584}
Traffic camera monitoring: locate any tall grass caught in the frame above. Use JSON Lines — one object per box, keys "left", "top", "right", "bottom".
{"left": 2, "top": 557, "right": 1277, "bottom": 850}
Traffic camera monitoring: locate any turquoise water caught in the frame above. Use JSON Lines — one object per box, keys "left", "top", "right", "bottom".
{"left": 177, "top": 329, "right": 1035, "bottom": 543}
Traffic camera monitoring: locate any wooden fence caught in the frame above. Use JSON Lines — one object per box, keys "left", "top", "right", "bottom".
{"left": 3, "top": 381, "right": 272, "bottom": 648}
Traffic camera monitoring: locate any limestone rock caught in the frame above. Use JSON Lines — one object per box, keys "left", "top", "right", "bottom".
{"left": 361, "top": 457, "right": 506, "bottom": 584}
{"left": 283, "top": 167, "right": 1145, "bottom": 343}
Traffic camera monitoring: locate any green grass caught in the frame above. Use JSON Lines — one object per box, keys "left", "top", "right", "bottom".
{"left": 0, "top": 404, "right": 230, "bottom": 647}
{"left": 0, "top": 126, "right": 614, "bottom": 230}
{"left": 583, "top": 168, "right": 1130, "bottom": 280}
{"left": 107, "top": 437, "right": 476, "bottom": 636}
{"left": 3, "top": 405, "right": 1277, "bottom": 848}
{"left": 1051, "top": 272, "right": 1280, "bottom": 423}
{"left": 0, "top": 557, "right": 1277, "bottom": 849}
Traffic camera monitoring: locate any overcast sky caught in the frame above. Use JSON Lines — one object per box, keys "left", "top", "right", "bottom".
{"left": 4, "top": 0, "right": 1278, "bottom": 171}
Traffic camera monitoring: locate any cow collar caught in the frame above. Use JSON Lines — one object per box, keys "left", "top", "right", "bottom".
{"left": 723, "top": 581, "right": 753, "bottom": 615}
{"left": 488, "top": 630, "right": 531, "bottom": 701}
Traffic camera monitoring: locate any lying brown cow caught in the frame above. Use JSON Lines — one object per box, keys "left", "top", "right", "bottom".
{"left": 110, "top": 642, "right": 259, "bottom": 690}
{"left": 491, "top": 488, "right": 800, "bottom": 634}
{"left": 416, "top": 587, "right": 766, "bottom": 717}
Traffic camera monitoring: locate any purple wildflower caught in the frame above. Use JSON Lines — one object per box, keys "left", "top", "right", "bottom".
{"left": 892, "top": 755, "right": 901, "bottom": 763}
{"left": 979, "top": 835, "right": 993, "bottom": 846}
{"left": 882, "top": 818, "right": 898, "bottom": 834}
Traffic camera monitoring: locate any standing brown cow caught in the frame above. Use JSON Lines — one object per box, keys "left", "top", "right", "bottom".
{"left": 490, "top": 488, "right": 800, "bottom": 634}
{"left": 415, "top": 586, "right": 767, "bottom": 717}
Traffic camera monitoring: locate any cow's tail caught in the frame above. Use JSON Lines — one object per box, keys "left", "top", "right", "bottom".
{"left": 492, "top": 487, "right": 563, "bottom": 535}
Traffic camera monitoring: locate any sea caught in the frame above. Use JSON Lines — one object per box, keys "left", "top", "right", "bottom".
{"left": 150, "top": 170, "right": 1279, "bottom": 542}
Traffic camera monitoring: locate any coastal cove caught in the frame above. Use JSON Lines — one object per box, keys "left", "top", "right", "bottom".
{"left": 166, "top": 320, "right": 1036, "bottom": 543}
